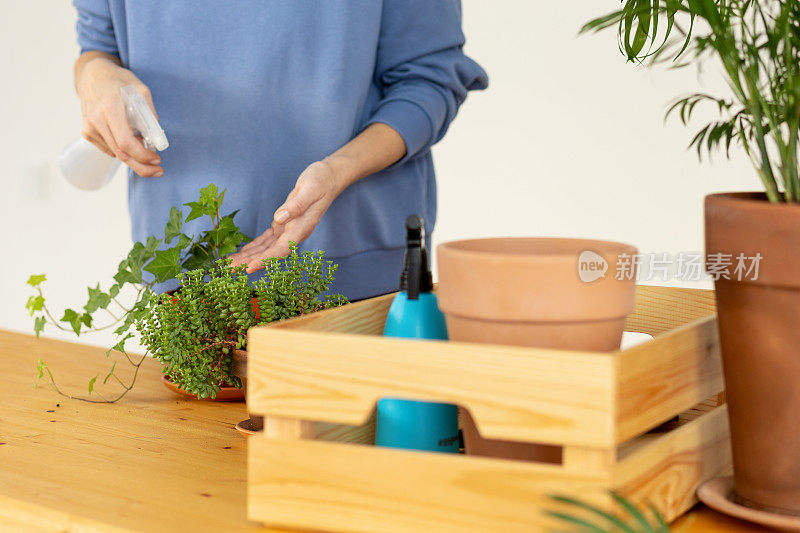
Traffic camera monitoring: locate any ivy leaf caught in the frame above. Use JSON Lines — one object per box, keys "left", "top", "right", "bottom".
{"left": 199, "top": 183, "right": 222, "bottom": 207}
{"left": 209, "top": 215, "right": 238, "bottom": 247}
{"left": 177, "top": 233, "right": 193, "bottom": 250}
{"left": 88, "top": 376, "right": 97, "bottom": 395}
{"left": 129, "top": 236, "right": 162, "bottom": 269}
{"left": 185, "top": 184, "right": 225, "bottom": 221}
{"left": 183, "top": 201, "right": 208, "bottom": 222}
{"left": 84, "top": 283, "right": 111, "bottom": 313}
{"left": 26, "top": 295, "right": 45, "bottom": 316}
{"left": 34, "top": 359, "right": 47, "bottom": 389}
{"left": 103, "top": 362, "right": 117, "bottom": 385}
{"left": 61, "top": 309, "right": 83, "bottom": 335}
{"left": 143, "top": 247, "right": 183, "bottom": 283}
{"left": 34, "top": 316, "right": 46, "bottom": 338}
{"left": 164, "top": 206, "right": 184, "bottom": 244}
{"left": 107, "top": 333, "right": 134, "bottom": 357}
{"left": 27, "top": 274, "right": 47, "bottom": 287}
{"left": 114, "top": 313, "right": 138, "bottom": 337}
{"left": 114, "top": 258, "right": 143, "bottom": 286}
{"left": 182, "top": 244, "right": 215, "bottom": 272}
{"left": 109, "top": 284, "right": 120, "bottom": 298}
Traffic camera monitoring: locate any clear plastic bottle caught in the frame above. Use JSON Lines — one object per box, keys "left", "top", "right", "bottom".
{"left": 59, "top": 85, "right": 169, "bottom": 191}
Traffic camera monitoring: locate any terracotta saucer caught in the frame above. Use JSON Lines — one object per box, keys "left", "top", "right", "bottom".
{"left": 161, "top": 375, "right": 245, "bottom": 402}
{"left": 698, "top": 476, "right": 800, "bottom": 531}
{"left": 234, "top": 416, "right": 263, "bottom": 437}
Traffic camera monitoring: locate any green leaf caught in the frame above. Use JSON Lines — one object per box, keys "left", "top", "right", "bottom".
{"left": 34, "top": 316, "right": 46, "bottom": 338}
{"left": 164, "top": 206, "right": 184, "bottom": 244}
{"left": 209, "top": 215, "right": 238, "bottom": 247}
{"left": 27, "top": 274, "right": 46, "bottom": 287}
{"left": 34, "top": 359, "right": 47, "bottom": 389}
{"left": 114, "top": 258, "right": 143, "bottom": 286}
{"left": 129, "top": 237, "right": 162, "bottom": 269}
{"left": 60, "top": 309, "right": 84, "bottom": 335}
{"left": 103, "top": 362, "right": 117, "bottom": 385}
{"left": 545, "top": 511, "right": 608, "bottom": 533}
{"left": 182, "top": 244, "right": 215, "bottom": 272}
{"left": 199, "top": 183, "right": 224, "bottom": 211}
{"left": 185, "top": 183, "right": 225, "bottom": 221}
{"left": 108, "top": 284, "right": 120, "bottom": 298}
{"left": 177, "top": 233, "right": 193, "bottom": 250}
{"left": 84, "top": 283, "right": 111, "bottom": 313}
{"left": 143, "top": 246, "right": 183, "bottom": 284}
{"left": 610, "top": 491, "right": 654, "bottom": 531}
{"left": 88, "top": 376, "right": 97, "bottom": 395}
{"left": 183, "top": 201, "right": 208, "bottom": 222}
{"left": 26, "top": 295, "right": 44, "bottom": 316}
{"left": 549, "top": 495, "right": 637, "bottom": 533}
{"left": 109, "top": 333, "right": 134, "bottom": 355}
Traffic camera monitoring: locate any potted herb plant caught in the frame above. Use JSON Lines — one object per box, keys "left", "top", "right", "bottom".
{"left": 27, "top": 183, "right": 346, "bottom": 403}
{"left": 585, "top": 1, "right": 800, "bottom": 518}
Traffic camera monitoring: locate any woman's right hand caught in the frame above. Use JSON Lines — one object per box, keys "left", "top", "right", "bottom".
{"left": 75, "top": 52, "right": 163, "bottom": 177}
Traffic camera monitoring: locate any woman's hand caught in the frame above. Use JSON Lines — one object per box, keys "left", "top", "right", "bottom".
{"left": 228, "top": 122, "right": 406, "bottom": 273}
{"left": 75, "top": 52, "right": 163, "bottom": 177}
{"left": 229, "top": 160, "right": 342, "bottom": 273}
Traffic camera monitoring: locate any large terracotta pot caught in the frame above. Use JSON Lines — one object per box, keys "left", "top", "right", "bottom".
{"left": 437, "top": 237, "right": 637, "bottom": 461}
{"left": 706, "top": 192, "right": 800, "bottom": 515}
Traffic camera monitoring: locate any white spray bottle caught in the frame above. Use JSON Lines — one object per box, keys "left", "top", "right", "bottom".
{"left": 59, "top": 85, "right": 169, "bottom": 191}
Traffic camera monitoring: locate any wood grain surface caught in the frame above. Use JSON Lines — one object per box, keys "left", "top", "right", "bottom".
{"left": 0, "top": 330, "right": 279, "bottom": 532}
{"left": 0, "top": 329, "right": 763, "bottom": 532}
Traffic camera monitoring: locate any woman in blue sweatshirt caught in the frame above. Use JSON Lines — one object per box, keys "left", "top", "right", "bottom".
{"left": 73, "top": 0, "right": 488, "bottom": 299}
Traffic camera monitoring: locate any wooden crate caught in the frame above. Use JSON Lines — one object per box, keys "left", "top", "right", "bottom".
{"left": 246, "top": 286, "right": 731, "bottom": 532}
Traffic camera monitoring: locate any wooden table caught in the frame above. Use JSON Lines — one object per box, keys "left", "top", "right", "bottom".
{"left": 0, "top": 331, "right": 766, "bottom": 532}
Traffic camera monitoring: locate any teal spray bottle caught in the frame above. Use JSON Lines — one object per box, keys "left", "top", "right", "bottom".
{"left": 375, "top": 215, "right": 460, "bottom": 453}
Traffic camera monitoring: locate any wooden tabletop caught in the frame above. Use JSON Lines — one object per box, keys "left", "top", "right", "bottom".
{"left": 0, "top": 330, "right": 765, "bottom": 532}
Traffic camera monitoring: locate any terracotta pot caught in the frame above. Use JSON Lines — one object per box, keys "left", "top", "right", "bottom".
{"left": 437, "top": 237, "right": 637, "bottom": 462}
{"left": 706, "top": 192, "right": 800, "bottom": 516}
{"left": 232, "top": 349, "right": 263, "bottom": 435}
{"left": 160, "top": 374, "right": 245, "bottom": 402}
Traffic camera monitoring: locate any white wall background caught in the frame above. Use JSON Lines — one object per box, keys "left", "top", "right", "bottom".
{"left": 2, "top": 1, "right": 759, "bottom": 350}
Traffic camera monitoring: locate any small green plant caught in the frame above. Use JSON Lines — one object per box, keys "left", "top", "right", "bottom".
{"left": 547, "top": 492, "right": 668, "bottom": 533}
{"left": 27, "top": 183, "right": 346, "bottom": 401}
{"left": 583, "top": 1, "right": 800, "bottom": 203}
{"left": 139, "top": 248, "right": 346, "bottom": 399}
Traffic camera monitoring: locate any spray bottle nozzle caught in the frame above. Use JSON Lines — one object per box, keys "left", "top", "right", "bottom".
{"left": 121, "top": 85, "right": 169, "bottom": 152}
{"left": 400, "top": 215, "right": 433, "bottom": 300}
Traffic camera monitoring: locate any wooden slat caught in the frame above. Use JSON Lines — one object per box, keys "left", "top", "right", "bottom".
{"left": 562, "top": 446, "right": 615, "bottom": 471}
{"left": 248, "top": 436, "right": 610, "bottom": 533}
{"left": 271, "top": 292, "right": 394, "bottom": 334}
{"left": 613, "top": 405, "right": 732, "bottom": 522}
{"left": 625, "top": 286, "right": 716, "bottom": 336}
{"left": 263, "top": 417, "right": 376, "bottom": 445}
{"left": 616, "top": 316, "right": 723, "bottom": 442}
{"left": 246, "top": 329, "right": 616, "bottom": 447}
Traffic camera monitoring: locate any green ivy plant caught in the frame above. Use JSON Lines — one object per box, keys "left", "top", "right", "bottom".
{"left": 547, "top": 492, "right": 668, "bottom": 533}
{"left": 27, "top": 183, "right": 346, "bottom": 401}
{"left": 583, "top": 1, "right": 800, "bottom": 203}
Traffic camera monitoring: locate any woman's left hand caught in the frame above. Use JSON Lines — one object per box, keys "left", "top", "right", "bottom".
{"left": 229, "top": 160, "right": 342, "bottom": 273}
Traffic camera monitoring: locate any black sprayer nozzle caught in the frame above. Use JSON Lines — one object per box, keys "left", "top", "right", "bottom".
{"left": 400, "top": 215, "right": 433, "bottom": 300}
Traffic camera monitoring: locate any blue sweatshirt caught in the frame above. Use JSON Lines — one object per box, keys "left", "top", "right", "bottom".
{"left": 74, "top": 0, "right": 488, "bottom": 300}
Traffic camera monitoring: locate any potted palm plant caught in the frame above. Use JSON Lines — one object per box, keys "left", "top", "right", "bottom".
{"left": 585, "top": 0, "right": 800, "bottom": 519}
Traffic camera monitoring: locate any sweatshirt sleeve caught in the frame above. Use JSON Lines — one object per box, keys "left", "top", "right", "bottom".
{"left": 364, "top": 0, "right": 488, "bottom": 164}
{"left": 73, "top": 0, "right": 119, "bottom": 56}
